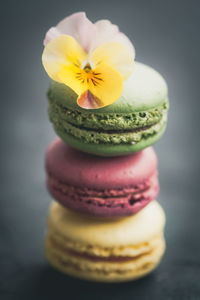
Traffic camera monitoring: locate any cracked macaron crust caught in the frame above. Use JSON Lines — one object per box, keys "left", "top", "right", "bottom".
{"left": 47, "top": 62, "right": 169, "bottom": 156}
{"left": 45, "top": 139, "right": 159, "bottom": 217}
{"left": 46, "top": 201, "right": 166, "bottom": 282}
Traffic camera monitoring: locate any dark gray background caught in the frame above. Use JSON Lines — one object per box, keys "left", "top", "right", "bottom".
{"left": 1, "top": 0, "right": 200, "bottom": 299}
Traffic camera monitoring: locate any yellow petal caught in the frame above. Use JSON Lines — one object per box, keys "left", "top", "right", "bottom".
{"left": 91, "top": 41, "right": 134, "bottom": 80}
{"left": 58, "top": 64, "right": 87, "bottom": 95}
{"left": 42, "top": 35, "right": 87, "bottom": 82}
{"left": 77, "top": 64, "right": 123, "bottom": 109}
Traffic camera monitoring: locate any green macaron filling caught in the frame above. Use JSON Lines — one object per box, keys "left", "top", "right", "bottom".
{"left": 48, "top": 97, "right": 168, "bottom": 131}
{"left": 49, "top": 102, "right": 168, "bottom": 145}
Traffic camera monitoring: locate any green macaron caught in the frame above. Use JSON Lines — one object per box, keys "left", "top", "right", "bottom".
{"left": 47, "top": 62, "right": 169, "bottom": 156}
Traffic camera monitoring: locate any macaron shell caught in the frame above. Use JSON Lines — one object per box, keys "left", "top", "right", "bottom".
{"left": 48, "top": 62, "right": 168, "bottom": 156}
{"left": 45, "top": 139, "right": 158, "bottom": 190}
{"left": 46, "top": 139, "right": 159, "bottom": 216}
{"left": 46, "top": 201, "right": 166, "bottom": 282}
{"left": 47, "top": 201, "right": 165, "bottom": 247}
{"left": 46, "top": 234, "right": 165, "bottom": 282}
{"left": 55, "top": 122, "right": 166, "bottom": 156}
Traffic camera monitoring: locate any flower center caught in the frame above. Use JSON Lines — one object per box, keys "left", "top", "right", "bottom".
{"left": 83, "top": 63, "right": 92, "bottom": 73}
{"left": 75, "top": 62, "right": 103, "bottom": 87}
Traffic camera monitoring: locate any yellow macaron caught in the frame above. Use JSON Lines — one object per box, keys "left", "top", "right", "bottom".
{"left": 45, "top": 200, "right": 166, "bottom": 282}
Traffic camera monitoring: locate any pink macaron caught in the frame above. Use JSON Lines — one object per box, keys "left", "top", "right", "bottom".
{"left": 45, "top": 139, "right": 159, "bottom": 217}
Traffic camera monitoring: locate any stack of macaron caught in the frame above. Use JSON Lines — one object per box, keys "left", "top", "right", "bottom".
{"left": 42, "top": 12, "right": 169, "bottom": 282}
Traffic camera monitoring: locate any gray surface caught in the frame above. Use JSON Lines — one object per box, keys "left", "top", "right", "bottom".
{"left": 0, "top": 0, "right": 200, "bottom": 299}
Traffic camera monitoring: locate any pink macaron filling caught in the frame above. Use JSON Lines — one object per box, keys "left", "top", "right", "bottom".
{"left": 47, "top": 171, "right": 158, "bottom": 217}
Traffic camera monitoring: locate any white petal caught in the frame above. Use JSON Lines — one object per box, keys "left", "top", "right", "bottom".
{"left": 90, "top": 19, "right": 135, "bottom": 57}
{"left": 90, "top": 20, "right": 118, "bottom": 51}
{"left": 43, "top": 27, "right": 60, "bottom": 46}
{"left": 44, "top": 12, "right": 96, "bottom": 53}
{"left": 112, "top": 32, "right": 135, "bottom": 58}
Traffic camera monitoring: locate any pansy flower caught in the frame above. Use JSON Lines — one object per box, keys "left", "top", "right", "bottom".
{"left": 42, "top": 12, "right": 135, "bottom": 109}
